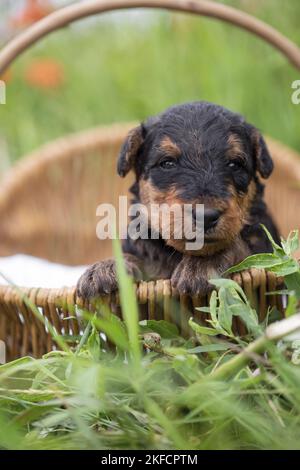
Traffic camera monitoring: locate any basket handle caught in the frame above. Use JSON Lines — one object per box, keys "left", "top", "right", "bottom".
{"left": 0, "top": 0, "right": 300, "bottom": 75}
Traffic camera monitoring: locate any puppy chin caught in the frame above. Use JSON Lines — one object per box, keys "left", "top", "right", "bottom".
{"left": 186, "top": 240, "right": 231, "bottom": 256}
{"left": 165, "top": 237, "right": 231, "bottom": 256}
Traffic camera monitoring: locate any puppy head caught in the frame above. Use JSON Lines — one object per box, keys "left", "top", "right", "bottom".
{"left": 118, "top": 101, "right": 273, "bottom": 255}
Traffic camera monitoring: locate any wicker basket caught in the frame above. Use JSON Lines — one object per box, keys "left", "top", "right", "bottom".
{"left": 0, "top": 0, "right": 300, "bottom": 361}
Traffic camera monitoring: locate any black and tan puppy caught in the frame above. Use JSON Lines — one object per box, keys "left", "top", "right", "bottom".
{"left": 77, "top": 101, "right": 279, "bottom": 298}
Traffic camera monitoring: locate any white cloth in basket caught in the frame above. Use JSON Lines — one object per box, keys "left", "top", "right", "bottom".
{"left": 0, "top": 254, "right": 87, "bottom": 288}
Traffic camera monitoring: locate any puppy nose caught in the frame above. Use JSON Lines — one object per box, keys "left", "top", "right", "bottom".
{"left": 204, "top": 208, "right": 222, "bottom": 232}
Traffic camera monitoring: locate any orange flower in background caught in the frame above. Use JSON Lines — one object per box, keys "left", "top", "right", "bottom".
{"left": 24, "top": 59, "right": 65, "bottom": 90}
{"left": 0, "top": 70, "right": 12, "bottom": 84}
{"left": 11, "top": 0, "right": 53, "bottom": 28}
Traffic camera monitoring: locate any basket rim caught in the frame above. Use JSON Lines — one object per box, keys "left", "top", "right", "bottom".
{"left": 0, "top": 269, "right": 283, "bottom": 306}
{"left": 0, "top": 122, "right": 135, "bottom": 209}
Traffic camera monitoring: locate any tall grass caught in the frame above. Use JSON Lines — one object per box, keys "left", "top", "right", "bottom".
{"left": 0, "top": 232, "right": 300, "bottom": 450}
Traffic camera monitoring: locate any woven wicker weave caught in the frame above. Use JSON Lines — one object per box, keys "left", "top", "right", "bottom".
{"left": 0, "top": 0, "right": 299, "bottom": 361}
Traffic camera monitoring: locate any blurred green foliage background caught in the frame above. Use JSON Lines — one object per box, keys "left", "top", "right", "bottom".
{"left": 1, "top": 0, "right": 300, "bottom": 164}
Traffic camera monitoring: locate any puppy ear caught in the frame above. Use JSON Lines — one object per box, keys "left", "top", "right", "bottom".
{"left": 117, "top": 124, "right": 145, "bottom": 177}
{"left": 251, "top": 129, "right": 274, "bottom": 179}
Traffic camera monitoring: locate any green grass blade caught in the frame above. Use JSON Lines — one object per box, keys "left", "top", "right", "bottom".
{"left": 112, "top": 238, "right": 141, "bottom": 368}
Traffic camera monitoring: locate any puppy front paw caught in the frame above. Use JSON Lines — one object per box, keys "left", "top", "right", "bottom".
{"left": 76, "top": 260, "right": 118, "bottom": 299}
{"left": 76, "top": 256, "right": 142, "bottom": 300}
{"left": 171, "top": 258, "right": 213, "bottom": 296}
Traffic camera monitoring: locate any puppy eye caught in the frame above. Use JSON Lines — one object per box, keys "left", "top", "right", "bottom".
{"left": 159, "top": 158, "right": 177, "bottom": 170}
{"left": 227, "top": 160, "right": 244, "bottom": 170}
